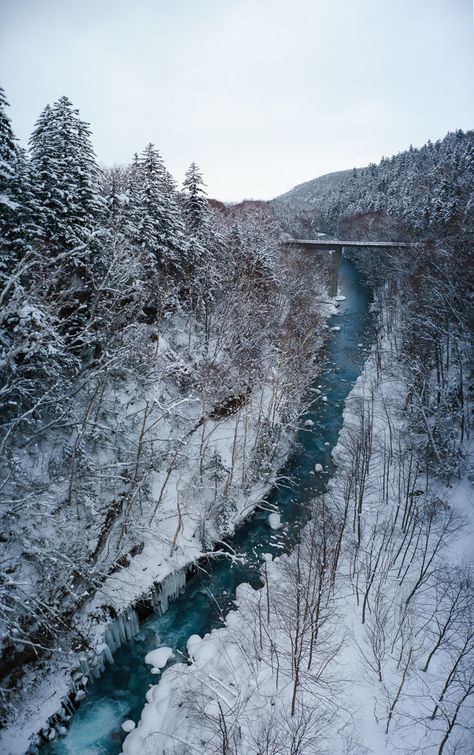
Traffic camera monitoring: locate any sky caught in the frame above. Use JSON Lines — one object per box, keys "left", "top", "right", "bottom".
{"left": 1, "top": 0, "right": 473, "bottom": 201}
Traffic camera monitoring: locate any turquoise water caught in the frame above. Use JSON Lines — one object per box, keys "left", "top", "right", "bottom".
{"left": 43, "top": 258, "right": 373, "bottom": 754}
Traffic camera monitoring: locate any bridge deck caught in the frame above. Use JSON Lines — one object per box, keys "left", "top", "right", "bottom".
{"left": 285, "top": 239, "right": 422, "bottom": 249}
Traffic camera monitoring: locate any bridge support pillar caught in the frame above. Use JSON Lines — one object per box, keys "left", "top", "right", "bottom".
{"left": 327, "top": 247, "right": 342, "bottom": 297}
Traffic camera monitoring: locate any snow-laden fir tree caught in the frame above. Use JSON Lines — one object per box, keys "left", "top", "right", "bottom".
{"left": 182, "top": 161, "right": 209, "bottom": 235}
{"left": 0, "top": 88, "right": 34, "bottom": 279}
{"left": 0, "top": 88, "right": 55, "bottom": 424}
{"left": 134, "top": 143, "right": 187, "bottom": 280}
{"left": 180, "top": 161, "right": 224, "bottom": 323}
{"left": 29, "top": 96, "right": 104, "bottom": 251}
{"left": 0, "top": 87, "right": 17, "bottom": 241}
{"left": 28, "top": 97, "right": 105, "bottom": 345}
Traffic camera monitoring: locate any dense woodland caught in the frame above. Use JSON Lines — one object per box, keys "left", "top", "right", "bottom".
{"left": 1, "top": 83, "right": 473, "bottom": 754}
{"left": 0, "top": 87, "right": 331, "bottom": 726}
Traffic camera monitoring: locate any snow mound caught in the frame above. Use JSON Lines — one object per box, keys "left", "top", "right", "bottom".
{"left": 144, "top": 647, "right": 174, "bottom": 669}
{"left": 268, "top": 512, "right": 281, "bottom": 530}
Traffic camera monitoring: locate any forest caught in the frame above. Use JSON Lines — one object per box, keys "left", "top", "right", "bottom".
{"left": 0, "top": 87, "right": 473, "bottom": 755}
{"left": 0, "top": 87, "right": 333, "bottom": 744}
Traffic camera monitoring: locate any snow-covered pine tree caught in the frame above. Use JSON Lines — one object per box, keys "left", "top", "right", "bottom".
{"left": 29, "top": 96, "right": 103, "bottom": 251}
{"left": 182, "top": 161, "right": 209, "bottom": 235}
{"left": 28, "top": 96, "right": 105, "bottom": 346}
{"left": 135, "top": 143, "right": 187, "bottom": 280}
{"left": 0, "top": 87, "right": 17, "bottom": 245}
{"left": 0, "top": 88, "right": 32, "bottom": 280}
{"left": 136, "top": 143, "right": 168, "bottom": 259}
{"left": 0, "top": 89, "right": 46, "bottom": 417}
{"left": 180, "top": 161, "right": 214, "bottom": 278}
{"left": 180, "top": 161, "right": 224, "bottom": 313}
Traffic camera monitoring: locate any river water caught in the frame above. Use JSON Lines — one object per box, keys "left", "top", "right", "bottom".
{"left": 43, "top": 258, "right": 373, "bottom": 755}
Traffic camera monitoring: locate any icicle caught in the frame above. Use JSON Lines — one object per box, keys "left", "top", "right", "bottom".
{"left": 62, "top": 696, "right": 76, "bottom": 718}
{"left": 97, "top": 654, "right": 105, "bottom": 675}
{"left": 100, "top": 608, "right": 140, "bottom": 672}
{"left": 79, "top": 657, "right": 91, "bottom": 676}
{"left": 150, "top": 570, "right": 186, "bottom": 616}
{"left": 103, "top": 642, "right": 114, "bottom": 665}
{"left": 70, "top": 572, "right": 185, "bottom": 700}
{"left": 124, "top": 608, "right": 139, "bottom": 641}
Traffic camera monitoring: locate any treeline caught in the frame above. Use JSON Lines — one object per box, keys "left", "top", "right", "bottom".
{"left": 0, "top": 88, "right": 328, "bottom": 721}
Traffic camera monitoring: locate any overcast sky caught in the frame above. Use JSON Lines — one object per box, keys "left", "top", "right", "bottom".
{"left": 1, "top": 0, "right": 473, "bottom": 201}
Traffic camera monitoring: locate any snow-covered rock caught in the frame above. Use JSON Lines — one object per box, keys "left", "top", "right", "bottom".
{"left": 268, "top": 512, "right": 281, "bottom": 530}
{"left": 144, "top": 647, "right": 174, "bottom": 669}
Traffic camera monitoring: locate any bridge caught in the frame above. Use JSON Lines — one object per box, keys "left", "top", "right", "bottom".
{"left": 283, "top": 238, "right": 423, "bottom": 296}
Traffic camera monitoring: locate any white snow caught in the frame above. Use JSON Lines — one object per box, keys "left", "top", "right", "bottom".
{"left": 268, "top": 512, "right": 281, "bottom": 530}
{"left": 144, "top": 647, "right": 174, "bottom": 669}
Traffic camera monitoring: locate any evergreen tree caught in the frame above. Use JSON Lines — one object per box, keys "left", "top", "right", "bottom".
{"left": 0, "top": 87, "right": 25, "bottom": 280}
{"left": 29, "top": 96, "right": 103, "bottom": 252}
{"left": 0, "top": 91, "right": 71, "bottom": 422}
{"left": 182, "top": 162, "right": 209, "bottom": 235}
{"left": 0, "top": 87, "right": 17, "bottom": 211}
{"left": 28, "top": 97, "right": 105, "bottom": 347}
{"left": 135, "top": 143, "right": 187, "bottom": 278}
{"left": 9, "top": 146, "right": 40, "bottom": 253}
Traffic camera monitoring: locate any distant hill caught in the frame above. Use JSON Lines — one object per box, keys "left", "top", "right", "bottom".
{"left": 275, "top": 168, "right": 353, "bottom": 206}
{"left": 273, "top": 130, "right": 474, "bottom": 245}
